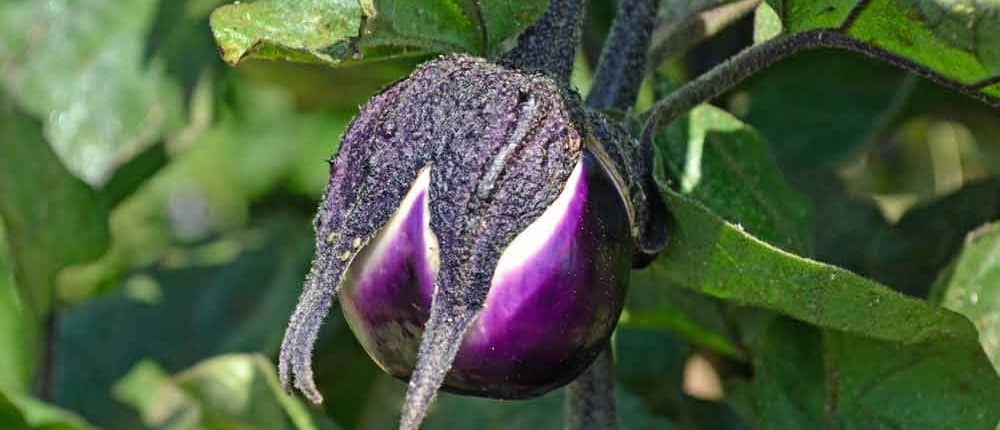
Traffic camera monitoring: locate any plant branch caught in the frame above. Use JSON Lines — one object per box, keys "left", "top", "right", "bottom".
{"left": 587, "top": 0, "right": 660, "bottom": 110}
{"left": 564, "top": 347, "right": 616, "bottom": 430}
{"left": 645, "top": 0, "right": 760, "bottom": 70}
{"left": 640, "top": 30, "right": 1000, "bottom": 147}
{"left": 501, "top": 0, "right": 585, "bottom": 83}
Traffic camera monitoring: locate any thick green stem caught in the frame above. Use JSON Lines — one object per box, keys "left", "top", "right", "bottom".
{"left": 641, "top": 30, "right": 999, "bottom": 147}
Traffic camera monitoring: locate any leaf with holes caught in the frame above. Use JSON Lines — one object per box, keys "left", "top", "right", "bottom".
{"left": 209, "top": 0, "right": 548, "bottom": 66}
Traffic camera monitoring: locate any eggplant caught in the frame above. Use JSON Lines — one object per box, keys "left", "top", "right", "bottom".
{"left": 277, "top": 0, "right": 665, "bottom": 428}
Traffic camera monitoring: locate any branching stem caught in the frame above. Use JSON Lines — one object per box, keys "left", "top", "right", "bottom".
{"left": 587, "top": 0, "right": 660, "bottom": 111}
{"left": 641, "top": 30, "right": 1000, "bottom": 146}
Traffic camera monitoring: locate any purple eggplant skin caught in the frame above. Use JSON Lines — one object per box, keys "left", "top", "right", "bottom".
{"left": 339, "top": 150, "right": 633, "bottom": 399}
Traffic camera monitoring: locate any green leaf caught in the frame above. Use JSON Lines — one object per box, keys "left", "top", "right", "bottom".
{"left": 730, "top": 317, "right": 1000, "bottom": 428}
{"left": 0, "top": 390, "right": 92, "bottom": 430}
{"left": 0, "top": 0, "right": 184, "bottom": 185}
{"left": 932, "top": 222, "right": 1000, "bottom": 372}
{"left": 736, "top": 50, "right": 916, "bottom": 174}
{"left": 115, "top": 355, "right": 339, "bottom": 430}
{"left": 762, "top": 0, "right": 1000, "bottom": 105}
{"left": 652, "top": 185, "right": 981, "bottom": 345}
{"left": 656, "top": 104, "right": 814, "bottom": 256}
{"left": 209, "top": 0, "right": 548, "bottom": 66}
{"left": 0, "top": 101, "right": 111, "bottom": 319}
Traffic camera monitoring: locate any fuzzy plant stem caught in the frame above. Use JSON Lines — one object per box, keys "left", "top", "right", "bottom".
{"left": 565, "top": 348, "right": 617, "bottom": 430}
{"left": 641, "top": 29, "right": 1000, "bottom": 145}
{"left": 586, "top": 0, "right": 661, "bottom": 111}
{"left": 501, "top": 0, "right": 586, "bottom": 83}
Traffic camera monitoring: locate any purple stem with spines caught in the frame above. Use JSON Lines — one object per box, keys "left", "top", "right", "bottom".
{"left": 565, "top": 347, "right": 617, "bottom": 430}
{"left": 501, "top": 0, "right": 586, "bottom": 83}
{"left": 586, "top": 0, "right": 661, "bottom": 111}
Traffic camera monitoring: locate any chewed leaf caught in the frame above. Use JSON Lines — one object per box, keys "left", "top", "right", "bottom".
{"left": 760, "top": 0, "right": 1000, "bottom": 104}
{"left": 210, "top": 0, "right": 364, "bottom": 65}
{"left": 209, "top": 0, "right": 548, "bottom": 66}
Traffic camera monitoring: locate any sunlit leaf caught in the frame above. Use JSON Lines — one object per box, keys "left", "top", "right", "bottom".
{"left": 209, "top": 0, "right": 548, "bottom": 66}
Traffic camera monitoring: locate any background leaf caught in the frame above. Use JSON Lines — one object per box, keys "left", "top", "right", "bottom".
{"left": 53, "top": 213, "right": 315, "bottom": 427}
{"left": 209, "top": 0, "right": 548, "bottom": 66}
{"left": 0, "top": 0, "right": 184, "bottom": 185}
{"left": 0, "top": 101, "right": 111, "bottom": 320}
{"left": 114, "top": 355, "right": 339, "bottom": 429}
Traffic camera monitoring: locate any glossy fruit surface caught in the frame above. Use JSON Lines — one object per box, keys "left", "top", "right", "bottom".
{"left": 339, "top": 152, "right": 632, "bottom": 399}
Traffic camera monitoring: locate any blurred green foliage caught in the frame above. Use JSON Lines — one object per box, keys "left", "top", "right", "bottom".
{"left": 1, "top": 0, "right": 999, "bottom": 429}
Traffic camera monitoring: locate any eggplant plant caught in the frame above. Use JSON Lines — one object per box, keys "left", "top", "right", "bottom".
{"left": 209, "top": 0, "right": 1000, "bottom": 428}
{"left": 6, "top": 0, "right": 1000, "bottom": 428}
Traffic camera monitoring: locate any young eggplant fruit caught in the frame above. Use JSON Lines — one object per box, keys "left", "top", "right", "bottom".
{"left": 279, "top": 53, "right": 666, "bottom": 427}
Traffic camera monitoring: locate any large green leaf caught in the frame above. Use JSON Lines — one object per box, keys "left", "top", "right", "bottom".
{"left": 757, "top": 0, "right": 1000, "bottom": 105}
{"left": 0, "top": 0, "right": 183, "bottom": 185}
{"left": 932, "top": 222, "right": 1000, "bottom": 372}
{"left": 210, "top": 0, "right": 548, "bottom": 66}
{"left": 0, "top": 101, "right": 111, "bottom": 319}
{"left": 652, "top": 185, "right": 981, "bottom": 344}
{"left": 114, "top": 355, "right": 339, "bottom": 429}
{"left": 730, "top": 317, "right": 1000, "bottom": 429}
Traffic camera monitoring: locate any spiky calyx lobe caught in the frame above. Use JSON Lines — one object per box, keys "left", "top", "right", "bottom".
{"left": 279, "top": 54, "right": 588, "bottom": 421}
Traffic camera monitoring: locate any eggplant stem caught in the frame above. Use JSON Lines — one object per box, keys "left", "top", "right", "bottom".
{"left": 565, "top": 347, "right": 617, "bottom": 430}
{"left": 586, "top": 0, "right": 661, "bottom": 111}
{"left": 501, "top": 0, "right": 585, "bottom": 83}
